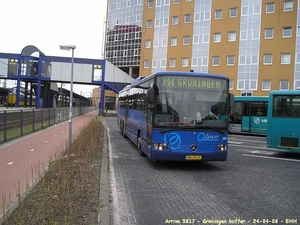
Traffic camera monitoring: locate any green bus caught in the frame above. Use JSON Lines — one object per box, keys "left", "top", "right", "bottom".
{"left": 229, "top": 96, "right": 268, "bottom": 135}
{"left": 267, "top": 90, "right": 300, "bottom": 153}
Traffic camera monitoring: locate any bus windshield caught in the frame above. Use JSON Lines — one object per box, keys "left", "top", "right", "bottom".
{"left": 154, "top": 76, "right": 228, "bottom": 128}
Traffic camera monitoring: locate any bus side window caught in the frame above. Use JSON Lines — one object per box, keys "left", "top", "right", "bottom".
{"left": 256, "top": 108, "right": 263, "bottom": 116}
{"left": 292, "top": 107, "right": 300, "bottom": 117}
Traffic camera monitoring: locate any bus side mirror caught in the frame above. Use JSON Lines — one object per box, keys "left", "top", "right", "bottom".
{"left": 229, "top": 93, "right": 234, "bottom": 108}
{"left": 147, "top": 84, "right": 158, "bottom": 103}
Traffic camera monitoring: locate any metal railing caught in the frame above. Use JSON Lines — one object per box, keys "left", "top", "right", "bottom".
{"left": 0, "top": 107, "right": 96, "bottom": 144}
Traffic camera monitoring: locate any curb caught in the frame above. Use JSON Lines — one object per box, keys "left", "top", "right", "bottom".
{"left": 98, "top": 124, "right": 111, "bottom": 225}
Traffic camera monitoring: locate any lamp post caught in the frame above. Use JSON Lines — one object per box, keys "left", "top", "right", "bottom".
{"left": 59, "top": 45, "right": 76, "bottom": 150}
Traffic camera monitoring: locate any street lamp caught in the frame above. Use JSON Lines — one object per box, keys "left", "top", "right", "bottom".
{"left": 59, "top": 45, "right": 76, "bottom": 150}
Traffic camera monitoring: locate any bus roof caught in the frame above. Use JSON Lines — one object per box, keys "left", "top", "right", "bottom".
{"left": 269, "top": 90, "right": 300, "bottom": 96}
{"left": 149, "top": 71, "right": 229, "bottom": 79}
{"left": 234, "top": 96, "right": 269, "bottom": 102}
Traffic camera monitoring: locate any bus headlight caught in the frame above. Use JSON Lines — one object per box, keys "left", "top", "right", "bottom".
{"left": 153, "top": 143, "right": 168, "bottom": 150}
{"left": 217, "top": 144, "right": 228, "bottom": 151}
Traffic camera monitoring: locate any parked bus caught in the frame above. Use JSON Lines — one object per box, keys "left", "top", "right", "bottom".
{"left": 267, "top": 90, "right": 300, "bottom": 153}
{"left": 118, "top": 71, "right": 234, "bottom": 161}
{"left": 229, "top": 96, "right": 268, "bottom": 135}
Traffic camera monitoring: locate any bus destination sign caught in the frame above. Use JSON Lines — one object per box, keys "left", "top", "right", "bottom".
{"left": 160, "top": 76, "right": 224, "bottom": 90}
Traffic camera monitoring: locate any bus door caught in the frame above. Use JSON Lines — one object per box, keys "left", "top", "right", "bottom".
{"left": 241, "top": 102, "right": 250, "bottom": 132}
{"left": 249, "top": 102, "right": 268, "bottom": 134}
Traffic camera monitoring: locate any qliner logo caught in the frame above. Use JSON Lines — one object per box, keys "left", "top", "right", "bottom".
{"left": 164, "top": 132, "right": 221, "bottom": 150}
{"left": 164, "top": 132, "right": 181, "bottom": 150}
{"left": 198, "top": 132, "right": 220, "bottom": 142}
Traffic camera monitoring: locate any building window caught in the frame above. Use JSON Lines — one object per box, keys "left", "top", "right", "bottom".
{"left": 252, "top": 55, "right": 258, "bottom": 64}
{"left": 239, "top": 55, "right": 246, "bottom": 64}
{"left": 229, "top": 8, "right": 237, "bottom": 18}
{"left": 229, "top": 80, "right": 234, "bottom": 90}
{"left": 172, "top": 16, "right": 178, "bottom": 25}
{"left": 144, "top": 60, "right": 150, "bottom": 68}
{"left": 194, "top": 13, "right": 200, "bottom": 21}
{"left": 227, "top": 55, "right": 235, "bottom": 66}
{"left": 163, "top": 17, "right": 169, "bottom": 26}
{"left": 145, "top": 39, "right": 151, "bottom": 48}
{"left": 148, "top": 0, "right": 153, "bottom": 8}
{"left": 284, "top": 0, "right": 293, "bottom": 11}
{"left": 162, "top": 38, "right": 167, "bottom": 46}
{"left": 173, "top": 0, "right": 179, "bottom": 4}
{"left": 280, "top": 80, "right": 289, "bottom": 90}
{"left": 215, "top": 10, "right": 222, "bottom": 19}
{"left": 265, "top": 28, "right": 274, "bottom": 39}
{"left": 228, "top": 31, "right": 236, "bottom": 42}
{"left": 262, "top": 80, "right": 271, "bottom": 90}
{"left": 281, "top": 53, "right": 291, "bottom": 64}
{"left": 134, "top": 49, "right": 139, "bottom": 56}
{"left": 212, "top": 56, "right": 220, "bottom": 66}
{"left": 193, "top": 35, "right": 199, "bottom": 44}
{"left": 282, "top": 27, "right": 292, "bottom": 38}
{"left": 146, "top": 20, "right": 152, "bottom": 28}
{"left": 169, "top": 58, "right": 176, "bottom": 67}
{"left": 263, "top": 54, "right": 273, "bottom": 65}
{"left": 182, "top": 58, "right": 189, "bottom": 67}
{"left": 192, "top": 57, "right": 198, "bottom": 66}
{"left": 183, "top": 36, "right": 190, "bottom": 45}
{"left": 266, "top": 2, "right": 275, "bottom": 13}
{"left": 213, "top": 33, "right": 221, "bottom": 43}
{"left": 184, "top": 14, "right": 191, "bottom": 23}
{"left": 170, "top": 37, "right": 177, "bottom": 46}
{"left": 152, "top": 59, "right": 157, "bottom": 68}
{"left": 155, "top": 18, "right": 160, "bottom": 27}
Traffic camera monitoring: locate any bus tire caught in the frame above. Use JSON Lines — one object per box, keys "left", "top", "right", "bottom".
{"left": 121, "top": 122, "right": 127, "bottom": 138}
{"left": 138, "top": 134, "right": 146, "bottom": 157}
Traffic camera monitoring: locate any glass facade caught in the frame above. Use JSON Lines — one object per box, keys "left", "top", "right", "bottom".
{"left": 191, "top": 0, "right": 211, "bottom": 73}
{"left": 152, "top": 1, "right": 170, "bottom": 73}
{"left": 237, "top": 0, "right": 262, "bottom": 92}
{"left": 106, "top": 0, "right": 143, "bottom": 68}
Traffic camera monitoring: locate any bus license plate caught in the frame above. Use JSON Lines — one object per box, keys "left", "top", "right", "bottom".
{"left": 185, "top": 155, "right": 202, "bottom": 160}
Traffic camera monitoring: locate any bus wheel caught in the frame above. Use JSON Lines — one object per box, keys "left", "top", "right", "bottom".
{"left": 121, "top": 122, "right": 127, "bottom": 138}
{"left": 138, "top": 134, "right": 146, "bottom": 157}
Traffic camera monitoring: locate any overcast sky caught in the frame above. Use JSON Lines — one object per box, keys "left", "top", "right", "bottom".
{"left": 0, "top": 0, "right": 107, "bottom": 97}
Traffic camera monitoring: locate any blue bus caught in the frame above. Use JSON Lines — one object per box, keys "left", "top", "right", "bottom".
{"left": 229, "top": 96, "right": 268, "bottom": 135}
{"left": 117, "top": 71, "right": 234, "bottom": 161}
{"left": 267, "top": 90, "right": 300, "bottom": 153}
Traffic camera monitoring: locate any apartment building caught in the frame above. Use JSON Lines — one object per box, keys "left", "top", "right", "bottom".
{"left": 105, "top": 0, "right": 299, "bottom": 96}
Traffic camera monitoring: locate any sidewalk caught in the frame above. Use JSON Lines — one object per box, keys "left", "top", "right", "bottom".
{"left": 0, "top": 110, "right": 100, "bottom": 221}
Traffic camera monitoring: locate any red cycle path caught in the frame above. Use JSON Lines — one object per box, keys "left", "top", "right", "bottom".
{"left": 0, "top": 110, "right": 98, "bottom": 217}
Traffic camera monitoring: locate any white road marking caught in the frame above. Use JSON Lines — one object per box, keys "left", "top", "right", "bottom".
{"left": 243, "top": 154, "right": 300, "bottom": 162}
{"left": 230, "top": 144, "right": 269, "bottom": 150}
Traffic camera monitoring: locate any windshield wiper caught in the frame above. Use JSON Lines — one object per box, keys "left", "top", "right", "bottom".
{"left": 203, "top": 126, "right": 225, "bottom": 134}
{"left": 159, "top": 127, "right": 195, "bottom": 133}
{"left": 158, "top": 126, "right": 225, "bottom": 134}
